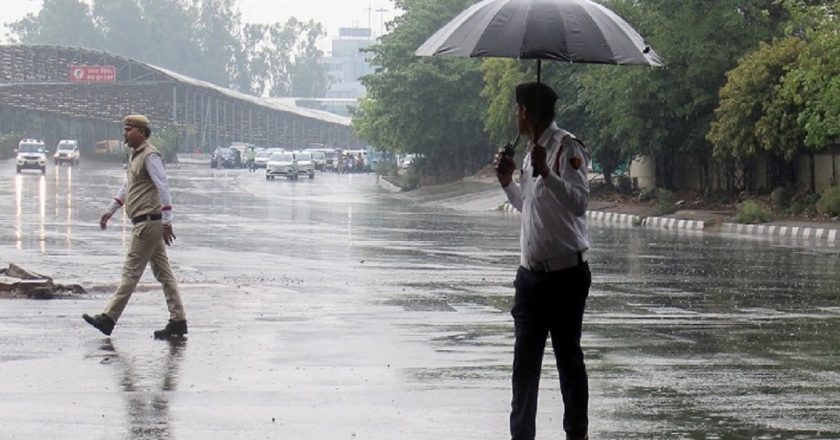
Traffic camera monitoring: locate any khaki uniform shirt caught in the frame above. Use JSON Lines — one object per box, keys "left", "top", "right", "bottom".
{"left": 107, "top": 141, "right": 173, "bottom": 223}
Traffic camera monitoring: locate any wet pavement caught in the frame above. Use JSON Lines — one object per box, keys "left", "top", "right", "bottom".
{"left": 0, "top": 160, "right": 838, "bottom": 439}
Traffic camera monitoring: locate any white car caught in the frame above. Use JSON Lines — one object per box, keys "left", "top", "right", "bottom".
{"left": 293, "top": 151, "right": 316, "bottom": 179}
{"left": 16, "top": 139, "right": 48, "bottom": 174}
{"left": 54, "top": 140, "right": 80, "bottom": 166}
{"left": 266, "top": 151, "right": 298, "bottom": 180}
{"left": 256, "top": 148, "right": 281, "bottom": 169}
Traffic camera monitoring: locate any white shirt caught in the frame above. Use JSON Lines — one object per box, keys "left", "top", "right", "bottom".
{"left": 502, "top": 122, "right": 590, "bottom": 266}
{"left": 107, "top": 154, "right": 174, "bottom": 224}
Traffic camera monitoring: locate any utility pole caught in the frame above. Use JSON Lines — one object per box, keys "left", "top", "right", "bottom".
{"left": 366, "top": 1, "right": 373, "bottom": 36}
{"left": 375, "top": 7, "right": 389, "bottom": 37}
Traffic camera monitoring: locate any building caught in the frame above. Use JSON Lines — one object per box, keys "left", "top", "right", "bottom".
{"left": 324, "top": 27, "right": 374, "bottom": 111}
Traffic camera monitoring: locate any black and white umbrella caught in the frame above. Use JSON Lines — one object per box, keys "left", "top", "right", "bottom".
{"left": 416, "top": 0, "right": 663, "bottom": 81}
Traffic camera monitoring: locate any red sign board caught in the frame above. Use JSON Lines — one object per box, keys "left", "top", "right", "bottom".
{"left": 69, "top": 65, "right": 116, "bottom": 83}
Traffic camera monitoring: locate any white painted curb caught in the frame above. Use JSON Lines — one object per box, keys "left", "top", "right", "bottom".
{"left": 722, "top": 222, "right": 839, "bottom": 245}
{"left": 499, "top": 202, "right": 838, "bottom": 245}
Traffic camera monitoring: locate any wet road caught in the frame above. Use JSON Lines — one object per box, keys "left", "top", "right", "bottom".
{"left": 1, "top": 160, "right": 838, "bottom": 439}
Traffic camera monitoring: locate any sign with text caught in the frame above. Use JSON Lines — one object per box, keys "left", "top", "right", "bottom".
{"left": 69, "top": 65, "right": 116, "bottom": 83}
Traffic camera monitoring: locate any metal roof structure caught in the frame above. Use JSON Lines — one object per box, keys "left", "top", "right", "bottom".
{"left": 0, "top": 44, "right": 362, "bottom": 151}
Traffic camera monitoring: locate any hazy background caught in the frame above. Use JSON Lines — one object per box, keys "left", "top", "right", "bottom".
{"left": 1, "top": 0, "right": 401, "bottom": 48}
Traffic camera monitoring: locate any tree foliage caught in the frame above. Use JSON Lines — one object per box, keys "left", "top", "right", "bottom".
{"left": 708, "top": 1, "right": 840, "bottom": 176}
{"left": 708, "top": 37, "right": 807, "bottom": 161}
{"left": 242, "top": 18, "right": 330, "bottom": 97}
{"left": 6, "top": 0, "right": 329, "bottom": 96}
{"left": 779, "top": 3, "right": 840, "bottom": 150}
{"left": 354, "top": 0, "right": 490, "bottom": 180}
{"left": 7, "top": 0, "right": 103, "bottom": 48}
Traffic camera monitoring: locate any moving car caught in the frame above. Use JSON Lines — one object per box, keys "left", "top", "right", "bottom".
{"left": 211, "top": 147, "right": 240, "bottom": 169}
{"left": 54, "top": 140, "right": 80, "bottom": 166}
{"left": 308, "top": 150, "right": 326, "bottom": 171}
{"left": 293, "top": 151, "right": 316, "bottom": 179}
{"left": 254, "top": 148, "right": 277, "bottom": 169}
{"left": 16, "top": 139, "right": 47, "bottom": 174}
{"left": 265, "top": 151, "right": 298, "bottom": 180}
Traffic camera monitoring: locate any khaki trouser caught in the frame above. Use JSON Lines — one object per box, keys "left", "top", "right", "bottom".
{"left": 104, "top": 220, "right": 186, "bottom": 322}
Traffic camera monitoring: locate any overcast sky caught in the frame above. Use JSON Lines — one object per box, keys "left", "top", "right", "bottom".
{"left": 1, "top": 0, "right": 401, "bottom": 49}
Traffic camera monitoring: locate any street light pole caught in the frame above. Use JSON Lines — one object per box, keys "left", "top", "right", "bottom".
{"left": 375, "top": 8, "right": 389, "bottom": 37}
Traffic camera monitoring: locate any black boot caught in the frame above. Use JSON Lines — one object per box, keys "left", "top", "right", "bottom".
{"left": 154, "top": 319, "right": 188, "bottom": 340}
{"left": 82, "top": 313, "right": 115, "bottom": 336}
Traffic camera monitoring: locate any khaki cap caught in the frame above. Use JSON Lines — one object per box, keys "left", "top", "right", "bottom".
{"left": 122, "top": 114, "right": 151, "bottom": 130}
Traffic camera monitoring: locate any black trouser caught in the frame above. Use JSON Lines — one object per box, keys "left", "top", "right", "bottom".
{"left": 510, "top": 262, "right": 591, "bottom": 440}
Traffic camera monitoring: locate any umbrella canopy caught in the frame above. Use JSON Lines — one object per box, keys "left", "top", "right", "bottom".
{"left": 416, "top": 0, "right": 663, "bottom": 67}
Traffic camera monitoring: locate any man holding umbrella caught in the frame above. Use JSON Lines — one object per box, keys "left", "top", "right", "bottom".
{"left": 495, "top": 82, "right": 591, "bottom": 440}
{"left": 418, "top": 1, "right": 662, "bottom": 437}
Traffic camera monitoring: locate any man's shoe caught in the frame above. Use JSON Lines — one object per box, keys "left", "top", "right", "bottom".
{"left": 82, "top": 313, "right": 115, "bottom": 336}
{"left": 153, "top": 319, "right": 188, "bottom": 340}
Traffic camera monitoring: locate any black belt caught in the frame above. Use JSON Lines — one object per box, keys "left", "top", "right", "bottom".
{"left": 131, "top": 213, "right": 162, "bottom": 224}
{"left": 523, "top": 251, "right": 586, "bottom": 273}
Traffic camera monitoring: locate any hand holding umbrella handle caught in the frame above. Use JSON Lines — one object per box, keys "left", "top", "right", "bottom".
{"left": 495, "top": 135, "right": 519, "bottom": 176}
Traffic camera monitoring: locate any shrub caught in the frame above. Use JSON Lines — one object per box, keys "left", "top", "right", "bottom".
{"left": 375, "top": 160, "right": 398, "bottom": 177}
{"left": 789, "top": 192, "right": 820, "bottom": 216}
{"left": 153, "top": 126, "right": 180, "bottom": 163}
{"left": 401, "top": 167, "right": 421, "bottom": 191}
{"left": 735, "top": 200, "right": 772, "bottom": 224}
{"left": 654, "top": 189, "right": 678, "bottom": 216}
{"left": 638, "top": 187, "right": 658, "bottom": 202}
{"left": 0, "top": 132, "right": 24, "bottom": 160}
{"left": 817, "top": 185, "right": 840, "bottom": 217}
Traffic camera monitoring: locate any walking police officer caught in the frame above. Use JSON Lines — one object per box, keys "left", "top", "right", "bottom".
{"left": 83, "top": 115, "right": 188, "bottom": 340}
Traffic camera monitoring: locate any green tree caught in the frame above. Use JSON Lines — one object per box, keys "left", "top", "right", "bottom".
{"left": 289, "top": 20, "right": 330, "bottom": 97}
{"left": 708, "top": 2, "right": 840, "bottom": 191}
{"left": 7, "top": 0, "right": 102, "bottom": 48}
{"left": 92, "top": 0, "right": 148, "bottom": 58}
{"left": 136, "top": 0, "right": 203, "bottom": 79}
{"left": 481, "top": 59, "right": 529, "bottom": 149}
{"left": 195, "top": 0, "right": 249, "bottom": 89}
{"left": 779, "top": 3, "right": 840, "bottom": 151}
{"left": 354, "top": 0, "right": 490, "bottom": 180}
{"left": 708, "top": 38, "right": 806, "bottom": 161}
{"left": 243, "top": 18, "right": 330, "bottom": 97}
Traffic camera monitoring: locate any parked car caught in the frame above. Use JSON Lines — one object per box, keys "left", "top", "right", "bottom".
{"left": 266, "top": 151, "right": 298, "bottom": 180}
{"left": 16, "top": 139, "right": 47, "bottom": 174}
{"left": 211, "top": 147, "right": 240, "bottom": 169}
{"left": 293, "top": 151, "right": 316, "bottom": 179}
{"left": 53, "top": 140, "right": 80, "bottom": 166}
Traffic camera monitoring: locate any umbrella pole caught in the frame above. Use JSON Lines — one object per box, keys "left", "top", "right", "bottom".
{"left": 537, "top": 59, "right": 542, "bottom": 83}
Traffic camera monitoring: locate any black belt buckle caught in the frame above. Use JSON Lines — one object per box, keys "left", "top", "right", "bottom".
{"left": 132, "top": 213, "right": 162, "bottom": 224}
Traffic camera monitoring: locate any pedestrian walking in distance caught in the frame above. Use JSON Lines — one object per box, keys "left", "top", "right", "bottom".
{"left": 494, "top": 82, "right": 592, "bottom": 440}
{"left": 83, "top": 114, "right": 188, "bottom": 340}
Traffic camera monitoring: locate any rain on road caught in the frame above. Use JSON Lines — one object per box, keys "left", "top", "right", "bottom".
{"left": 1, "top": 160, "right": 838, "bottom": 439}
